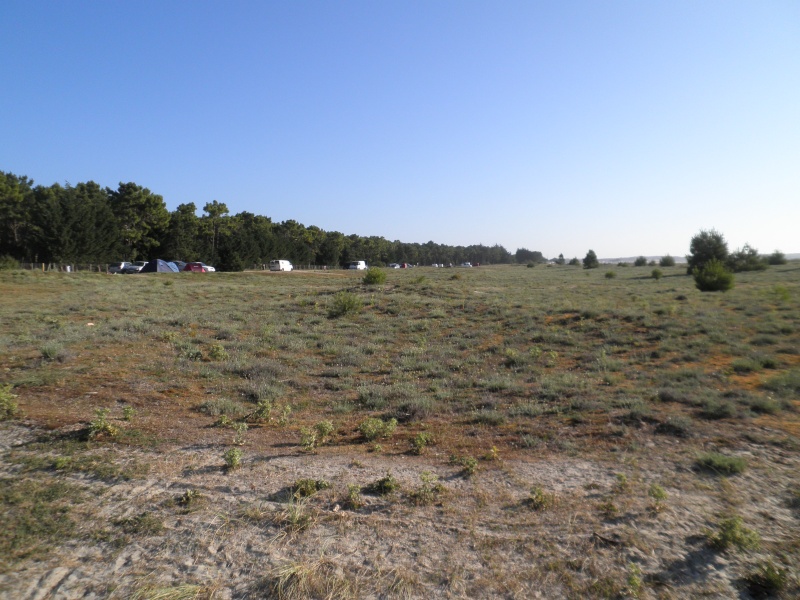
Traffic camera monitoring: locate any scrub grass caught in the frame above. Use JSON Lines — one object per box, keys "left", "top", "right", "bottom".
{"left": 1, "top": 263, "right": 800, "bottom": 597}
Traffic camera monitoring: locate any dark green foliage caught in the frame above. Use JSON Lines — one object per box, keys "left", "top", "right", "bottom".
{"left": 583, "top": 250, "right": 599, "bottom": 269}
{"left": 687, "top": 229, "right": 729, "bottom": 274}
{"left": 291, "top": 479, "right": 331, "bottom": 498}
{"left": 0, "top": 255, "right": 19, "bottom": 270}
{"left": 767, "top": 250, "right": 787, "bottom": 265}
{"left": 727, "top": 244, "right": 767, "bottom": 272}
{"left": 364, "top": 473, "right": 400, "bottom": 495}
{"left": 659, "top": 255, "right": 676, "bottom": 267}
{"left": 515, "top": 248, "right": 545, "bottom": 264}
{"left": 651, "top": 268, "right": 663, "bottom": 280}
{"left": 634, "top": 256, "right": 648, "bottom": 267}
{"left": 693, "top": 259, "right": 734, "bottom": 292}
{"left": 568, "top": 257, "right": 580, "bottom": 266}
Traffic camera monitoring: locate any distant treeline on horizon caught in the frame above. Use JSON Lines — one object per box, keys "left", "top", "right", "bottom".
{"left": 1, "top": 171, "right": 554, "bottom": 270}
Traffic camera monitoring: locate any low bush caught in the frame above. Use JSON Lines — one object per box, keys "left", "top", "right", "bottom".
{"left": 364, "top": 472, "right": 400, "bottom": 495}
{"left": 767, "top": 250, "right": 787, "bottom": 265}
{"left": 358, "top": 417, "right": 397, "bottom": 441}
{"left": 0, "top": 255, "right": 19, "bottom": 270}
{"left": 706, "top": 515, "right": 760, "bottom": 551}
{"left": 328, "top": 291, "right": 362, "bottom": 318}
{"left": 223, "top": 447, "right": 243, "bottom": 471}
{"left": 659, "top": 255, "right": 676, "bottom": 267}
{"left": 0, "top": 384, "right": 19, "bottom": 420}
{"left": 651, "top": 268, "right": 663, "bottom": 280}
{"left": 693, "top": 259, "right": 734, "bottom": 292}
{"left": 696, "top": 452, "right": 747, "bottom": 475}
{"left": 634, "top": 256, "right": 648, "bottom": 267}
{"left": 362, "top": 267, "right": 386, "bottom": 285}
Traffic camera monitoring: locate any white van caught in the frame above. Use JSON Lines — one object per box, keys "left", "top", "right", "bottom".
{"left": 347, "top": 260, "right": 367, "bottom": 270}
{"left": 269, "top": 259, "right": 293, "bottom": 272}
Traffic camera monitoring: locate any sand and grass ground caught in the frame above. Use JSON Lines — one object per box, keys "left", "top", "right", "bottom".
{"left": 1, "top": 263, "right": 799, "bottom": 599}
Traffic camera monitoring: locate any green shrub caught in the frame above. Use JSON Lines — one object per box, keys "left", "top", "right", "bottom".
{"left": 362, "top": 267, "right": 386, "bottom": 285}
{"left": 208, "top": 343, "right": 229, "bottom": 361}
{"left": 223, "top": 447, "right": 243, "bottom": 471}
{"left": 328, "top": 291, "right": 362, "bottom": 318}
{"left": 687, "top": 229, "right": 729, "bottom": 273}
{"left": 767, "top": 250, "right": 787, "bottom": 265}
{"left": 528, "top": 486, "right": 557, "bottom": 510}
{"left": 364, "top": 472, "right": 400, "bottom": 495}
{"left": 568, "top": 257, "right": 580, "bottom": 266}
{"left": 0, "top": 384, "right": 20, "bottom": 420}
{"left": 410, "top": 471, "right": 444, "bottom": 505}
{"left": 727, "top": 244, "right": 767, "bottom": 272}
{"left": 659, "top": 255, "right": 676, "bottom": 267}
{"left": 604, "top": 271, "right": 616, "bottom": 279}
{"left": 634, "top": 256, "right": 648, "bottom": 267}
{"left": 314, "top": 420, "right": 335, "bottom": 444}
{"left": 358, "top": 417, "right": 397, "bottom": 441}
{"left": 696, "top": 452, "right": 747, "bottom": 475}
{"left": 410, "top": 432, "right": 434, "bottom": 455}
{"left": 706, "top": 515, "right": 760, "bottom": 551}
{"left": 291, "top": 478, "right": 330, "bottom": 498}
{"left": 693, "top": 258, "right": 734, "bottom": 292}
{"left": 88, "top": 408, "right": 119, "bottom": 440}
{"left": 0, "top": 255, "right": 19, "bottom": 270}
{"left": 583, "top": 250, "right": 599, "bottom": 269}
{"left": 651, "top": 268, "right": 663, "bottom": 280}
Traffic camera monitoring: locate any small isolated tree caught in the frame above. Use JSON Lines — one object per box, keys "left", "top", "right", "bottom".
{"left": 694, "top": 258, "right": 734, "bottom": 292}
{"left": 727, "top": 244, "right": 767, "bottom": 272}
{"left": 634, "top": 256, "right": 648, "bottom": 267}
{"left": 583, "top": 250, "right": 599, "bottom": 269}
{"left": 687, "top": 229, "right": 728, "bottom": 274}
{"left": 568, "top": 257, "right": 580, "bottom": 266}
{"left": 554, "top": 253, "right": 566, "bottom": 265}
{"left": 659, "top": 255, "right": 676, "bottom": 267}
{"left": 767, "top": 250, "right": 787, "bottom": 265}
{"left": 651, "top": 268, "right": 663, "bottom": 280}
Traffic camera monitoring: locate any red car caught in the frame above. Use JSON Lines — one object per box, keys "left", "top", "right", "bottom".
{"left": 183, "top": 262, "right": 207, "bottom": 273}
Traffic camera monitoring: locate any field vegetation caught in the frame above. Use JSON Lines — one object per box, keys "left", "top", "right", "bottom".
{"left": 1, "top": 262, "right": 799, "bottom": 598}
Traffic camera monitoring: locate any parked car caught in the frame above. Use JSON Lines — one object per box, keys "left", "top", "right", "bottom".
{"left": 171, "top": 260, "right": 187, "bottom": 271}
{"left": 460, "top": 262, "right": 473, "bottom": 268}
{"left": 269, "top": 259, "right": 293, "bottom": 272}
{"left": 122, "top": 261, "right": 147, "bottom": 274}
{"left": 347, "top": 260, "right": 367, "bottom": 270}
{"left": 200, "top": 263, "right": 216, "bottom": 272}
{"left": 183, "top": 262, "right": 207, "bottom": 273}
{"left": 388, "top": 263, "right": 400, "bottom": 269}
{"left": 108, "top": 261, "right": 131, "bottom": 274}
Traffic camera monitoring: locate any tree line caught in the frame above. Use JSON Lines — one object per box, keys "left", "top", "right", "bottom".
{"left": 0, "top": 171, "right": 549, "bottom": 270}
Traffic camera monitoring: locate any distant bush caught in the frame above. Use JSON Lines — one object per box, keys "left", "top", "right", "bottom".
{"left": 659, "top": 255, "right": 676, "bottom": 267}
{"left": 568, "top": 257, "right": 580, "bottom": 266}
{"left": 526, "top": 262, "right": 536, "bottom": 268}
{"left": 605, "top": 271, "right": 616, "bottom": 279}
{"left": 583, "top": 250, "right": 599, "bottom": 269}
{"left": 727, "top": 244, "right": 767, "bottom": 272}
{"left": 651, "top": 269, "right": 663, "bottom": 280}
{"left": 362, "top": 267, "right": 386, "bottom": 285}
{"left": 696, "top": 452, "right": 747, "bottom": 475}
{"left": 767, "top": 250, "right": 787, "bottom": 265}
{"left": 634, "top": 256, "right": 647, "bottom": 267}
{"left": 693, "top": 259, "right": 734, "bottom": 292}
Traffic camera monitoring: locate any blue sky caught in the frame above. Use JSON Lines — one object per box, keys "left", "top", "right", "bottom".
{"left": 2, "top": 1, "right": 798, "bottom": 258}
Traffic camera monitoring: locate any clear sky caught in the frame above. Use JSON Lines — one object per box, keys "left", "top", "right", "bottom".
{"left": 2, "top": 1, "right": 798, "bottom": 259}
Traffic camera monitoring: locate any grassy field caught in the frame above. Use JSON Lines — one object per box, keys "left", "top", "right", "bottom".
{"left": 1, "top": 263, "right": 799, "bottom": 598}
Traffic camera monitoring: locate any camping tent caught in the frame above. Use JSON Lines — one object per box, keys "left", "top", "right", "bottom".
{"left": 139, "top": 259, "right": 180, "bottom": 273}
